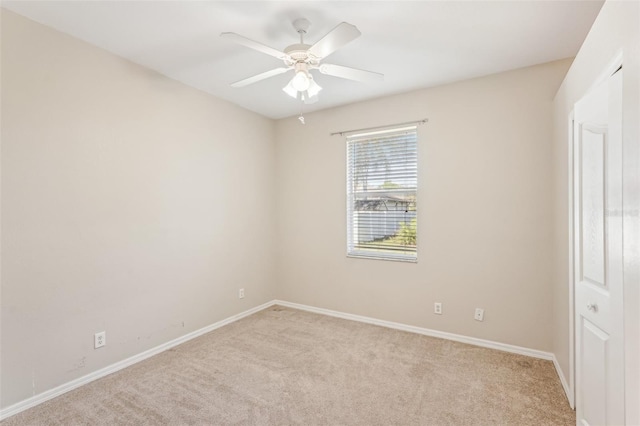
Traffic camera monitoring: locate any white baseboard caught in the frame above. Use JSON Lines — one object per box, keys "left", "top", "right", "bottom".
{"left": 0, "top": 300, "right": 277, "bottom": 421}
{"left": 552, "top": 354, "right": 575, "bottom": 408}
{"left": 274, "top": 300, "right": 554, "bottom": 360}
{"left": 2, "top": 299, "right": 569, "bottom": 420}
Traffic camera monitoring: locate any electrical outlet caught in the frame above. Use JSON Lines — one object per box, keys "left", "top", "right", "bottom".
{"left": 239, "top": 288, "right": 245, "bottom": 299}
{"left": 474, "top": 308, "right": 484, "bottom": 321}
{"left": 94, "top": 331, "right": 106, "bottom": 349}
{"left": 434, "top": 302, "right": 442, "bottom": 315}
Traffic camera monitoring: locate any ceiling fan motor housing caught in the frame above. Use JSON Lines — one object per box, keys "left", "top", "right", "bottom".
{"left": 284, "top": 18, "right": 320, "bottom": 65}
{"left": 284, "top": 43, "right": 319, "bottom": 66}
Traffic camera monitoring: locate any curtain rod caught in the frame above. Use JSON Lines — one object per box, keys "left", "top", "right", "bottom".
{"left": 330, "top": 118, "right": 428, "bottom": 137}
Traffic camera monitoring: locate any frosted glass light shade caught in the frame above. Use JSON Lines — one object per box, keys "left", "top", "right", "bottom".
{"left": 307, "top": 78, "right": 322, "bottom": 97}
{"left": 291, "top": 71, "right": 310, "bottom": 91}
{"left": 283, "top": 71, "right": 322, "bottom": 100}
{"left": 283, "top": 80, "right": 298, "bottom": 98}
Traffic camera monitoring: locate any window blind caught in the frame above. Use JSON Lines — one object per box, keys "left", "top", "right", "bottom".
{"left": 346, "top": 125, "right": 418, "bottom": 261}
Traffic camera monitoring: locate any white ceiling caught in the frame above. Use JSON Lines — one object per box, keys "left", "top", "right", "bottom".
{"left": 3, "top": 1, "right": 603, "bottom": 119}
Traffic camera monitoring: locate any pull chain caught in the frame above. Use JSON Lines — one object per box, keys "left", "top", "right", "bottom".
{"left": 298, "top": 101, "right": 305, "bottom": 124}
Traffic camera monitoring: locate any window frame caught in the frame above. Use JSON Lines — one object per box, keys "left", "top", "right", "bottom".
{"left": 345, "top": 125, "right": 418, "bottom": 263}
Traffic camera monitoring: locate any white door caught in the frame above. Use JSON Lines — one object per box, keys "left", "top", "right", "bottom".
{"left": 574, "top": 68, "right": 624, "bottom": 426}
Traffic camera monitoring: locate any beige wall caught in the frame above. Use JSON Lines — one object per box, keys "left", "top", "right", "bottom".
{"left": 551, "top": 1, "right": 640, "bottom": 421}
{"left": 275, "top": 59, "right": 571, "bottom": 352}
{"left": 1, "top": 11, "right": 277, "bottom": 408}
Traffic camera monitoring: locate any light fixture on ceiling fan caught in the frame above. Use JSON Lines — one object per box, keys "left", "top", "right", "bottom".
{"left": 282, "top": 63, "right": 322, "bottom": 102}
{"left": 221, "top": 18, "right": 383, "bottom": 104}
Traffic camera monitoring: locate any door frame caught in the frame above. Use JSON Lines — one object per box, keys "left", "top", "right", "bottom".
{"left": 568, "top": 50, "right": 623, "bottom": 412}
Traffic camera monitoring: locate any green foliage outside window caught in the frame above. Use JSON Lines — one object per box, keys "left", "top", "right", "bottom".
{"left": 397, "top": 218, "right": 417, "bottom": 246}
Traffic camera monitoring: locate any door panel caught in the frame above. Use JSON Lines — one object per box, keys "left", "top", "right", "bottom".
{"left": 580, "top": 318, "right": 609, "bottom": 426}
{"left": 574, "top": 68, "right": 624, "bottom": 426}
{"left": 580, "top": 125, "right": 606, "bottom": 287}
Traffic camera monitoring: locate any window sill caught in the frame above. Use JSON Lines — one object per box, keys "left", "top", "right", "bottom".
{"left": 346, "top": 253, "right": 417, "bottom": 263}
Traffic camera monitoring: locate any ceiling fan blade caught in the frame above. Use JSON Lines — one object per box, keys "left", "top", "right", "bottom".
{"left": 308, "top": 22, "right": 361, "bottom": 59}
{"left": 230, "top": 67, "right": 291, "bottom": 88}
{"left": 318, "top": 64, "right": 384, "bottom": 83}
{"left": 221, "top": 32, "right": 289, "bottom": 61}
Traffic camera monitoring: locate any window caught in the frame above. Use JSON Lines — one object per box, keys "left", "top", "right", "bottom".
{"left": 346, "top": 125, "right": 418, "bottom": 261}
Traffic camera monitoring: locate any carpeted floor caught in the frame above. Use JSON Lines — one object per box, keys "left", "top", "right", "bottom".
{"left": 2, "top": 306, "right": 574, "bottom": 425}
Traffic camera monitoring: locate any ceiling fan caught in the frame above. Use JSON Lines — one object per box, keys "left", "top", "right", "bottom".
{"left": 221, "top": 18, "right": 384, "bottom": 104}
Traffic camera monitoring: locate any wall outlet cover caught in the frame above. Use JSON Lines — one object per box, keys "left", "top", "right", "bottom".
{"left": 474, "top": 308, "right": 484, "bottom": 321}
{"left": 94, "top": 331, "right": 106, "bottom": 349}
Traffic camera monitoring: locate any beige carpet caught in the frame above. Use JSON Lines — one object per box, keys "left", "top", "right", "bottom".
{"left": 2, "top": 306, "right": 574, "bottom": 425}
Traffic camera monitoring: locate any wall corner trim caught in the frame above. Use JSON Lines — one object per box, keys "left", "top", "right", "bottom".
{"left": 0, "top": 300, "right": 278, "bottom": 421}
